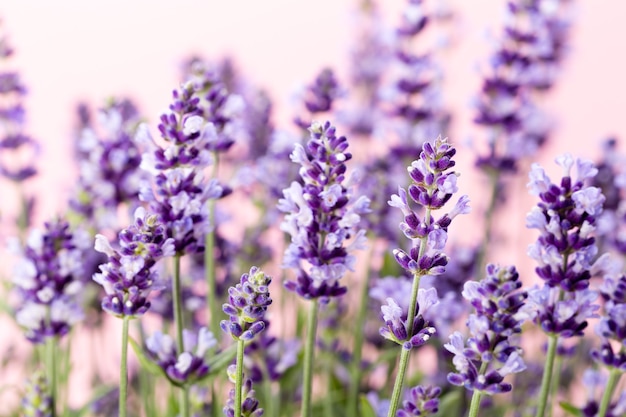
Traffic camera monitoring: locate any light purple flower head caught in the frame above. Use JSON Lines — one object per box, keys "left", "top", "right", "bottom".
{"left": 279, "top": 121, "right": 370, "bottom": 300}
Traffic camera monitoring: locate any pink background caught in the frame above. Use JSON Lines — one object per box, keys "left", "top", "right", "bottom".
{"left": 1, "top": 0, "right": 626, "bottom": 409}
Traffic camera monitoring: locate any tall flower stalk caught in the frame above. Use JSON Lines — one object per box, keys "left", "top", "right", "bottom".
{"left": 278, "top": 120, "right": 369, "bottom": 417}
{"left": 522, "top": 154, "right": 604, "bottom": 417}
{"left": 385, "top": 135, "right": 469, "bottom": 417}
{"left": 94, "top": 207, "right": 174, "bottom": 417}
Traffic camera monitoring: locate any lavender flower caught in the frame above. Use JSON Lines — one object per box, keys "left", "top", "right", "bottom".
{"left": 223, "top": 378, "right": 263, "bottom": 417}
{"left": 279, "top": 120, "right": 370, "bottom": 300}
{"left": 522, "top": 154, "right": 604, "bottom": 336}
{"left": 93, "top": 207, "right": 175, "bottom": 318}
{"left": 139, "top": 81, "right": 226, "bottom": 255}
{"left": 70, "top": 98, "right": 147, "bottom": 230}
{"left": 294, "top": 68, "right": 342, "bottom": 129}
{"left": 379, "top": 287, "right": 438, "bottom": 350}
{"left": 145, "top": 327, "right": 217, "bottom": 386}
{"left": 578, "top": 369, "right": 626, "bottom": 417}
{"left": 445, "top": 264, "right": 527, "bottom": 395}
{"left": 221, "top": 267, "right": 272, "bottom": 342}
{"left": 388, "top": 136, "right": 470, "bottom": 277}
{"left": 591, "top": 272, "right": 626, "bottom": 370}
{"left": 397, "top": 385, "right": 441, "bottom": 417}
{"left": 12, "top": 218, "right": 90, "bottom": 343}
{"left": 21, "top": 371, "right": 53, "bottom": 417}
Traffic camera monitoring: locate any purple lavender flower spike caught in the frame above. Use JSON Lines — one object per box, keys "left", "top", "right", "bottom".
{"left": 139, "top": 80, "right": 228, "bottom": 255}
{"left": 294, "top": 68, "right": 342, "bottom": 129}
{"left": 279, "top": 120, "right": 370, "bottom": 300}
{"left": 591, "top": 272, "right": 626, "bottom": 370}
{"left": 523, "top": 154, "right": 604, "bottom": 338}
{"left": 578, "top": 368, "right": 626, "bottom": 417}
{"left": 221, "top": 267, "right": 272, "bottom": 342}
{"left": 223, "top": 378, "right": 264, "bottom": 417}
{"left": 145, "top": 326, "right": 216, "bottom": 386}
{"left": 388, "top": 136, "right": 469, "bottom": 278}
{"left": 70, "top": 98, "right": 148, "bottom": 230}
{"left": 93, "top": 207, "right": 174, "bottom": 318}
{"left": 378, "top": 288, "right": 438, "bottom": 350}
{"left": 397, "top": 384, "right": 441, "bottom": 417}
{"left": 445, "top": 264, "right": 527, "bottom": 395}
{"left": 12, "top": 218, "right": 90, "bottom": 343}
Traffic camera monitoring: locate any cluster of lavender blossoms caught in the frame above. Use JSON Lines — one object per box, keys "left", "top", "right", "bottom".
{"left": 145, "top": 327, "right": 217, "bottom": 386}
{"left": 93, "top": 207, "right": 174, "bottom": 317}
{"left": 522, "top": 154, "right": 604, "bottom": 337}
{"left": 397, "top": 385, "right": 441, "bottom": 417}
{"left": 445, "top": 264, "right": 527, "bottom": 394}
{"left": 592, "top": 271, "right": 626, "bottom": 371}
{"left": 13, "top": 218, "right": 90, "bottom": 343}
{"left": 138, "top": 81, "right": 230, "bottom": 255}
{"left": 279, "top": 120, "right": 370, "bottom": 300}
{"left": 221, "top": 266, "right": 272, "bottom": 342}
{"left": 21, "top": 371, "right": 53, "bottom": 417}
{"left": 388, "top": 135, "right": 470, "bottom": 278}
{"left": 70, "top": 98, "right": 147, "bottom": 230}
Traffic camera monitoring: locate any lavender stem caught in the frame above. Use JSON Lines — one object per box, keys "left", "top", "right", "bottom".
{"left": 598, "top": 368, "right": 622, "bottom": 417}
{"left": 119, "top": 316, "right": 130, "bottom": 417}
{"left": 301, "top": 299, "right": 320, "bottom": 417}
{"left": 234, "top": 339, "right": 245, "bottom": 417}
{"left": 535, "top": 334, "right": 558, "bottom": 417}
{"left": 46, "top": 337, "right": 58, "bottom": 417}
{"left": 172, "top": 255, "right": 190, "bottom": 417}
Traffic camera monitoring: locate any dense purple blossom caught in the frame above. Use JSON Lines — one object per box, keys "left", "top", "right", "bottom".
{"left": 70, "top": 98, "right": 147, "bottom": 230}
{"left": 523, "top": 154, "right": 604, "bottom": 337}
{"left": 93, "top": 207, "right": 175, "bottom": 318}
{"left": 145, "top": 327, "right": 217, "bottom": 386}
{"left": 445, "top": 264, "right": 527, "bottom": 394}
{"left": 223, "top": 378, "right": 263, "bottom": 417}
{"left": 474, "top": 0, "right": 574, "bottom": 173}
{"left": 591, "top": 272, "right": 626, "bottom": 370}
{"left": 139, "top": 81, "right": 228, "bottom": 255}
{"left": 221, "top": 267, "right": 272, "bottom": 342}
{"left": 397, "top": 385, "right": 441, "bottom": 417}
{"left": 13, "top": 218, "right": 90, "bottom": 343}
{"left": 294, "top": 68, "right": 342, "bottom": 129}
{"left": 388, "top": 136, "right": 469, "bottom": 277}
{"left": 279, "top": 120, "right": 370, "bottom": 300}
{"left": 379, "top": 287, "right": 438, "bottom": 350}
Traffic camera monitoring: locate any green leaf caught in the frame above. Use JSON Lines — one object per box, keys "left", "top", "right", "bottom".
{"left": 559, "top": 401, "right": 583, "bottom": 416}
{"left": 380, "top": 251, "right": 402, "bottom": 277}
{"left": 359, "top": 394, "right": 377, "bottom": 417}
{"left": 437, "top": 390, "right": 463, "bottom": 417}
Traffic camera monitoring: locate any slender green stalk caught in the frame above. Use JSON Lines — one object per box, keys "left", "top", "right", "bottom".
{"left": 46, "top": 337, "right": 58, "bottom": 417}
{"left": 301, "top": 299, "right": 320, "bottom": 417}
{"left": 535, "top": 335, "right": 558, "bottom": 417}
{"left": 386, "top": 271, "right": 422, "bottom": 417}
{"left": 598, "top": 368, "right": 622, "bottom": 417}
{"left": 119, "top": 317, "right": 130, "bottom": 417}
{"left": 475, "top": 170, "right": 500, "bottom": 277}
{"left": 234, "top": 339, "right": 246, "bottom": 417}
{"left": 547, "top": 353, "right": 563, "bottom": 417}
{"left": 348, "top": 244, "right": 375, "bottom": 417}
{"left": 172, "top": 255, "right": 190, "bottom": 417}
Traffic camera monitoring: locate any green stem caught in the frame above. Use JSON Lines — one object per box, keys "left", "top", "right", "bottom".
{"left": 234, "top": 339, "right": 246, "bottom": 417}
{"left": 598, "top": 368, "right": 622, "bottom": 417}
{"left": 46, "top": 337, "right": 58, "bottom": 417}
{"left": 348, "top": 244, "right": 375, "bottom": 417}
{"left": 548, "top": 352, "right": 563, "bottom": 417}
{"left": 475, "top": 170, "right": 500, "bottom": 277}
{"left": 205, "top": 152, "right": 220, "bottom": 339}
{"left": 119, "top": 317, "right": 130, "bottom": 417}
{"left": 301, "top": 299, "right": 320, "bottom": 417}
{"left": 172, "top": 255, "right": 190, "bottom": 417}
{"left": 386, "top": 271, "right": 423, "bottom": 417}
{"left": 535, "top": 335, "right": 558, "bottom": 417}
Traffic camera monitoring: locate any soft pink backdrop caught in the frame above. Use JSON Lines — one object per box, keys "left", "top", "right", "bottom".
{"left": 1, "top": 0, "right": 626, "bottom": 409}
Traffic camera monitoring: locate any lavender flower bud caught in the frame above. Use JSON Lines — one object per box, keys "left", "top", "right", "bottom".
{"left": 397, "top": 384, "right": 441, "bottom": 417}
{"left": 21, "top": 371, "right": 53, "bottom": 417}
{"left": 223, "top": 378, "right": 264, "bottom": 417}
{"left": 221, "top": 267, "right": 272, "bottom": 342}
